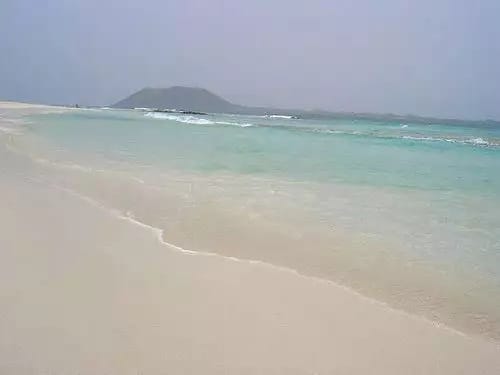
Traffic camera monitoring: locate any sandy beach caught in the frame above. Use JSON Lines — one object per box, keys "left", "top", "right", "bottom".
{"left": 1, "top": 102, "right": 500, "bottom": 374}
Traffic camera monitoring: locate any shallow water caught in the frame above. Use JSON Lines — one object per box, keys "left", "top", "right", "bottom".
{"left": 6, "top": 108, "right": 500, "bottom": 339}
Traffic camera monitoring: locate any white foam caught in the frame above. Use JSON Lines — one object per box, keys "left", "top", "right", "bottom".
{"left": 402, "top": 135, "right": 436, "bottom": 142}
{"left": 268, "top": 115, "right": 293, "bottom": 119}
{"left": 215, "top": 121, "right": 254, "bottom": 128}
{"left": 134, "top": 107, "right": 156, "bottom": 111}
{"left": 465, "top": 137, "right": 489, "bottom": 146}
{"left": 145, "top": 112, "right": 215, "bottom": 125}
{"left": 145, "top": 112, "right": 257, "bottom": 128}
{"left": 402, "top": 135, "right": 496, "bottom": 147}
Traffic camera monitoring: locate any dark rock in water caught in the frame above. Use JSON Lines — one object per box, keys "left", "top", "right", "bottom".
{"left": 152, "top": 109, "right": 177, "bottom": 113}
{"left": 179, "top": 110, "right": 208, "bottom": 115}
{"left": 151, "top": 108, "right": 208, "bottom": 115}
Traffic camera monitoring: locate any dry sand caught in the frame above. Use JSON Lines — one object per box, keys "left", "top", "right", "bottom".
{"left": 1, "top": 102, "right": 500, "bottom": 374}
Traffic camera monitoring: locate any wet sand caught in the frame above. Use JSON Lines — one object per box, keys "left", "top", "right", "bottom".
{"left": 1, "top": 102, "right": 500, "bottom": 374}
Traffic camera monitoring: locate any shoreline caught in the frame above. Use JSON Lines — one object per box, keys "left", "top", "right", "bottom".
{"left": 1, "top": 102, "right": 500, "bottom": 374}
{"left": 3, "top": 102, "right": 500, "bottom": 339}
{"left": 62, "top": 182, "right": 472, "bottom": 339}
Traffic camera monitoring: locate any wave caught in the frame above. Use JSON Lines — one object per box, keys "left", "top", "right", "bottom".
{"left": 264, "top": 125, "right": 499, "bottom": 148}
{"left": 134, "top": 107, "right": 157, "bottom": 111}
{"left": 145, "top": 112, "right": 215, "bottom": 125}
{"left": 268, "top": 115, "right": 294, "bottom": 119}
{"left": 215, "top": 121, "right": 254, "bottom": 128}
{"left": 402, "top": 135, "right": 497, "bottom": 147}
{"left": 465, "top": 137, "right": 490, "bottom": 146}
{"left": 250, "top": 114, "right": 297, "bottom": 119}
{"left": 145, "top": 112, "right": 254, "bottom": 128}
{"left": 297, "top": 128, "right": 499, "bottom": 148}
{"left": 144, "top": 112, "right": 498, "bottom": 148}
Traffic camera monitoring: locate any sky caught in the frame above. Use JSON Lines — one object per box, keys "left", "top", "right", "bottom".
{"left": 1, "top": 0, "right": 499, "bottom": 120}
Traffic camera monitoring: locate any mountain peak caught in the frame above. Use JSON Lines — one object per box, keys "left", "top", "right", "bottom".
{"left": 113, "top": 86, "right": 238, "bottom": 113}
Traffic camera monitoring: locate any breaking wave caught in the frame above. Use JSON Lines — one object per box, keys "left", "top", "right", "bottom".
{"left": 402, "top": 135, "right": 497, "bottom": 147}
{"left": 144, "top": 112, "right": 499, "bottom": 148}
{"left": 144, "top": 112, "right": 254, "bottom": 128}
{"left": 215, "top": 121, "right": 254, "bottom": 127}
{"left": 267, "top": 115, "right": 294, "bottom": 119}
{"left": 145, "top": 112, "right": 215, "bottom": 125}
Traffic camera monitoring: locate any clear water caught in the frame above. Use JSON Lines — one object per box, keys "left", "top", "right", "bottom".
{"left": 12, "top": 108, "right": 500, "bottom": 339}
{"left": 30, "top": 109, "right": 500, "bottom": 194}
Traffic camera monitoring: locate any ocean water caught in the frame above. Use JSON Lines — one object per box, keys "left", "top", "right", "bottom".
{"left": 7, "top": 108, "right": 500, "bottom": 339}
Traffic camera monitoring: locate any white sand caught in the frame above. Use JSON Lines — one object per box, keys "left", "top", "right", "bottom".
{"left": 1, "top": 102, "right": 499, "bottom": 374}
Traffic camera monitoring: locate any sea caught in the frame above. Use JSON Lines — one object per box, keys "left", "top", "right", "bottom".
{"left": 4, "top": 108, "right": 500, "bottom": 340}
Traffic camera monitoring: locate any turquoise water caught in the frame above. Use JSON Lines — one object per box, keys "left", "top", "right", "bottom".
{"left": 13, "top": 108, "right": 500, "bottom": 338}
{"left": 26, "top": 109, "right": 500, "bottom": 272}
{"left": 30, "top": 109, "right": 500, "bottom": 194}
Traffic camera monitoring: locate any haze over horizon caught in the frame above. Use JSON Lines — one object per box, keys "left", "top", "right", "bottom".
{"left": 1, "top": 0, "right": 499, "bottom": 120}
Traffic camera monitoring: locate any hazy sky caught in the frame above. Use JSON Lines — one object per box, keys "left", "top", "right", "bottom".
{"left": 1, "top": 0, "right": 499, "bottom": 119}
